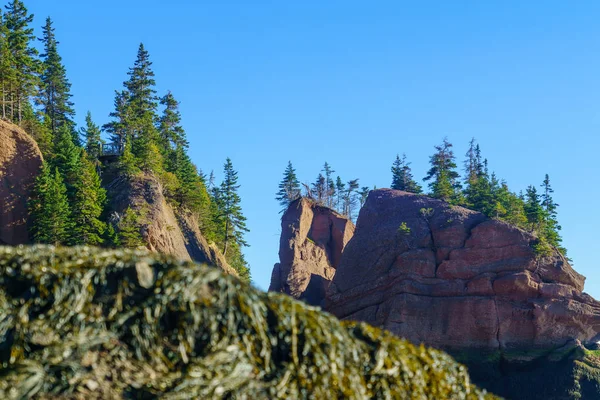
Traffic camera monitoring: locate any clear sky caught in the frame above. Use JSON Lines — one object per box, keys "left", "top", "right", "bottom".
{"left": 23, "top": 0, "right": 600, "bottom": 297}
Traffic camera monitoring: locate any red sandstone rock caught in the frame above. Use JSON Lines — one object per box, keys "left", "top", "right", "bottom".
{"left": 269, "top": 198, "right": 354, "bottom": 306}
{"left": 0, "top": 121, "right": 43, "bottom": 245}
{"left": 325, "top": 189, "right": 600, "bottom": 352}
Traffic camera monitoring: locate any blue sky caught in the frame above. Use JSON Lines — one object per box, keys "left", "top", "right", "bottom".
{"left": 23, "top": 1, "right": 600, "bottom": 297}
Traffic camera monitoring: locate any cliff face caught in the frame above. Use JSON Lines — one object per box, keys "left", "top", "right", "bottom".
{"left": 105, "top": 173, "right": 237, "bottom": 276}
{"left": 0, "top": 120, "right": 43, "bottom": 245}
{"left": 324, "top": 189, "right": 600, "bottom": 399}
{"left": 269, "top": 198, "right": 354, "bottom": 306}
{"left": 326, "top": 189, "right": 599, "bottom": 351}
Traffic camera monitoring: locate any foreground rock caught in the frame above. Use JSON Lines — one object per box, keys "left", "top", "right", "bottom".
{"left": 270, "top": 198, "right": 354, "bottom": 306}
{"left": 0, "top": 246, "right": 495, "bottom": 399}
{"left": 105, "top": 172, "right": 237, "bottom": 276}
{"left": 326, "top": 189, "right": 600, "bottom": 399}
{"left": 0, "top": 120, "right": 43, "bottom": 245}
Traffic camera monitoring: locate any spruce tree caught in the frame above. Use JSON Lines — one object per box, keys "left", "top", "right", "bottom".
{"left": 524, "top": 185, "right": 544, "bottom": 232}
{"left": 37, "top": 17, "right": 75, "bottom": 142}
{"left": 104, "top": 90, "right": 130, "bottom": 150}
{"left": 335, "top": 176, "right": 345, "bottom": 213}
{"left": 28, "top": 164, "right": 71, "bottom": 244}
{"left": 159, "top": 91, "right": 188, "bottom": 152}
{"left": 81, "top": 111, "right": 103, "bottom": 161}
{"left": 322, "top": 162, "right": 335, "bottom": 207}
{"left": 540, "top": 174, "right": 565, "bottom": 253}
{"left": 118, "top": 206, "right": 145, "bottom": 248}
{"left": 391, "top": 153, "right": 422, "bottom": 193}
{"left": 69, "top": 153, "right": 107, "bottom": 245}
{"left": 52, "top": 124, "right": 81, "bottom": 199}
{"left": 214, "top": 158, "right": 249, "bottom": 257}
{"left": 4, "top": 0, "right": 38, "bottom": 123}
{"left": 343, "top": 179, "right": 360, "bottom": 220}
{"left": 276, "top": 161, "right": 301, "bottom": 210}
{"left": 423, "top": 138, "right": 462, "bottom": 203}
{"left": 0, "top": 9, "right": 16, "bottom": 120}
{"left": 358, "top": 186, "right": 370, "bottom": 207}
{"left": 311, "top": 173, "right": 326, "bottom": 205}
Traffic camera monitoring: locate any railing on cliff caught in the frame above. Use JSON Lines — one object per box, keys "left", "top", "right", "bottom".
{"left": 100, "top": 143, "right": 123, "bottom": 158}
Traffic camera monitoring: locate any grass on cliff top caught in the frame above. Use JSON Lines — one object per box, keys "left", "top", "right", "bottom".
{"left": 0, "top": 245, "right": 496, "bottom": 399}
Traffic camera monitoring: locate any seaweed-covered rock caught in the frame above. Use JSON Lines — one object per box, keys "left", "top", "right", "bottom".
{"left": 0, "top": 246, "right": 495, "bottom": 399}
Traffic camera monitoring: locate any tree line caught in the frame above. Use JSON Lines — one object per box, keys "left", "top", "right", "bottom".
{"left": 1, "top": 1, "right": 250, "bottom": 280}
{"left": 278, "top": 137, "right": 566, "bottom": 257}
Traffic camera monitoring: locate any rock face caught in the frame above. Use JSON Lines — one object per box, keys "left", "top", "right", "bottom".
{"left": 326, "top": 189, "right": 600, "bottom": 353}
{"left": 0, "top": 120, "right": 43, "bottom": 245}
{"left": 105, "top": 173, "right": 237, "bottom": 276}
{"left": 270, "top": 198, "right": 354, "bottom": 306}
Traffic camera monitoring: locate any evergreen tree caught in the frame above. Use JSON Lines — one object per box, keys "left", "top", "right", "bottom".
{"left": 20, "top": 102, "right": 52, "bottom": 157}
{"left": 118, "top": 206, "right": 145, "bottom": 248}
{"left": 0, "top": 9, "right": 16, "bottom": 120}
{"left": 3, "top": 0, "right": 39, "bottom": 123}
{"left": 322, "top": 162, "right": 335, "bottom": 208}
{"left": 28, "top": 163, "right": 71, "bottom": 244}
{"left": 276, "top": 161, "right": 301, "bottom": 210}
{"left": 524, "top": 185, "right": 544, "bottom": 232}
{"left": 158, "top": 91, "right": 188, "bottom": 152}
{"left": 358, "top": 186, "right": 370, "bottom": 207}
{"left": 37, "top": 17, "right": 75, "bottom": 142}
{"left": 343, "top": 179, "right": 360, "bottom": 220}
{"left": 311, "top": 173, "right": 326, "bottom": 205}
{"left": 391, "top": 153, "right": 422, "bottom": 193}
{"left": 80, "top": 111, "right": 103, "bottom": 160}
{"left": 69, "top": 153, "right": 107, "bottom": 245}
{"left": 423, "top": 138, "right": 462, "bottom": 203}
{"left": 335, "top": 176, "right": 345, "bottom": 213}
{"left": 214, "top": 158, "right": 249, "bottom": 257}
{"left": 540, "top": 174, "right": 564, "bottom": 252}
{"left": 103, "top": 90, "right": 130, "bottom": 150}
{"left": 52, "top": 124, "right": 81, "bottom": 199}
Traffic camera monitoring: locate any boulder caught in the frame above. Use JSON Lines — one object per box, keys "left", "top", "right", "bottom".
{"left": 0, "top": 120, "right": 43, "bottom": 245}
{"left": 269, "top": 198, "right": 354, "bottom": 306}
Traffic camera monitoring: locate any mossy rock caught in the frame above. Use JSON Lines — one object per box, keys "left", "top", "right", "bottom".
{"left": 0, "top": 246, "right": 497, "bottom": 399}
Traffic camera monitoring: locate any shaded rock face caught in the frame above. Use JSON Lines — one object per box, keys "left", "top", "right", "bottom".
{"left": 326, "top": 189, "right": 600, "bottom": 353}
{"left": 0, "top": 120, "right": 43, "bottom": 245}
{"left": 270, "top": 198, "right": 354, "bottom": 306}
{"left": 105, "top": 173, "right": 237, "bottom": 276}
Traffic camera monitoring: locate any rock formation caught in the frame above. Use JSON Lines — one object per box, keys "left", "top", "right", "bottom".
{"left": 0, "top": 245, "right": 496, "bottom": 399}
{"left": 0, "top": 120, "right": 43, "bottom": 245}
{"left": 325, "top": 189, "right": 600, "bottom": 399}
{"left": 105, "top": 172, "right": 237, "bottom": 276}
{"left": 269, "top": 197, "right": 354, "bottom": 306}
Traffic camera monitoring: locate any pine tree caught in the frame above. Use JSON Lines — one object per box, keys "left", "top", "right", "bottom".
{"left": 0, "top": 9, "right": 16, "bottom": 120}
{"left": 391, "top": 153, "right": 422, "bottom": 193}
{"left": 52, "top": 124, "right": 81, "bottom": 199}
{"left": 37, "top": 17, "right": 75, "bottom": 142}
{"left": 28, "top": 163, "right": 71, "bottom": 244}
{"left": 81, "top": 111, "right": 103, "bottom": 161}
{"left": 214, "top": 158, "right": 249, "bottom": 258}
{"left": 423, "top": 138, "right": 462, "bottom": 203}
{"left": 69, "top": 153, "right": 107, "bottom": 245}
{"left": 159, "top": 91, "right": 188, "bottom": 152}
{"left": 276, "top": 161, "right": 301, "bottom": 210}
{"left": 4, "top": 0, "right": 39, "bottom": 123}
{"left": 103, "top": 90, "right": 130, "bottom": 150}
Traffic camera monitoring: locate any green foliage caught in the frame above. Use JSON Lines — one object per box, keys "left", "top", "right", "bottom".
{"left": 391, "top": 153, "right": 422, "bottom": 193}
{"left": 420, "top": 207, "right": 435, "bottom": 219}
{"left": 212, "top": 158, "right": 249, "bottom": 258}
{"left": 0, "top": 246, "right": 496, "bottom": 399}
{"left": 69, "top": 153, "right": 107, "bottom": 245}
{"left": 28, "top": 163, "right": 71, "bottom": 244}
{"left": 37, "top": 17, "right": 75, "bottom": 143}
{"left": 80, "top": 111, "right": 103, "bottom": 160}
{"left": 276, "top": 161, "right": 301, "bottom": 211}
{"left": 2, "top": 0, "right": 39, "bottom": 123}
{"left": 117, "top": 206, "right": 146, "bottom": 248}
{"left": 424, "top": 138, "right": 462, "bottom": 203}
{"left": 398, "top": 222, "right": 411, "bottom": 235}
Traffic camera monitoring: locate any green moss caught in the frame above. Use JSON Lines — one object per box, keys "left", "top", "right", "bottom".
{"left": 0, "top": 245, "right": 497, "bottom": 399}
